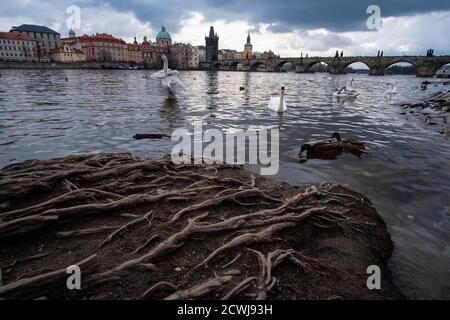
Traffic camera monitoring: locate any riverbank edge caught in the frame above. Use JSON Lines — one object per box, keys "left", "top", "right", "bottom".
{"left": 0, "top": 61, "right": 148, "bottom": 70}
{"left": 400, "top": 90, "right": 450, "bottom": 134}
{"left": 0, "top": 61, "right": 203, "bottom": 71}
{"left": 0, "top": 153, "right": 403, "bottom": 300}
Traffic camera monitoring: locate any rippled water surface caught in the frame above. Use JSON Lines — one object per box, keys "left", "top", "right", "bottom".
{"left": 0, "top": 69, "right": 449, "bottom": 298}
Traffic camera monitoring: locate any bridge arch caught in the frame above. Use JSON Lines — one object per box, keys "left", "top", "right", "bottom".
{"left": 385, "top": 61, "right": 418, "bottom": 75}
{"left": 343, "top": 60, "right": 370, "bottom": 69}
{"left": 211, "top": 62, "right": 222, "bottom": 71}
{"left": 274, "top": 60, "right": 291, "bottom": 72}
{"left": 229, "top": 61, "right": 242, "bottom": 71}
{"left": 385, "top": 59, "right": 418, "bottom": 70}
{"left": 250, "top": 61, "right": 267, "bottom": 72}
{"left": 433, "top": 60, "right": 450, "bottom": 73}
{"left": 307, "top": 61, "right": 330, "bottom": 73}
{"left": 344, "top": 61, "right": 370, "bottom": 74}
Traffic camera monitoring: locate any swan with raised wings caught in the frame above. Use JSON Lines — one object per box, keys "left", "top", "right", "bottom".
{"left": 151, "top": 54, "right": 184, "bottom": 99}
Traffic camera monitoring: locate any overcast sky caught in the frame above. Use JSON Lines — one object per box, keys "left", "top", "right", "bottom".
{"left": 2, "top": 0, "right": 450, "bottom": 57}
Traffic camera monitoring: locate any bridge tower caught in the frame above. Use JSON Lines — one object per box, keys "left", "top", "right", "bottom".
{"left": 205, "top": 26, "right": 219, "bottom": 63}
{"left": 244, "top": 33, "right": 253, "bottom": 61}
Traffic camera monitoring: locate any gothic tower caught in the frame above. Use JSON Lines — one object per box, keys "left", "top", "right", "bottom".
{"left": 244, "top": 32, "right": 253, "bottom": 60}
{"left": 205, "top": 26, "right": 219, "bottom": 63}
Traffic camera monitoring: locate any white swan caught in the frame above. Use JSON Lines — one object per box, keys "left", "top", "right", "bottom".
{"left": 346, "top": 78, "right": 357, "bottom": 94}
{"left": 387, "top": 83, "right": 398, "bottom": 95}
{"left": 151, "top": 54, "right": 184, "bottom": 99}
{"left": 268, "top": 86, "right": 287, "bottom": 113}
{"left": 333, "top": 86, "right": 359, "bottom": 99}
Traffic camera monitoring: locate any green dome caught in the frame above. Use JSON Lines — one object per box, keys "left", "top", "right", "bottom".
{"left": 156, "top": 26, "right": 171, "bottom": 40}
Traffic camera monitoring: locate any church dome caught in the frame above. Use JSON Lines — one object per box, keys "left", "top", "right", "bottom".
{"left": 156, "top": 26, "right": 171, "bottom": 40}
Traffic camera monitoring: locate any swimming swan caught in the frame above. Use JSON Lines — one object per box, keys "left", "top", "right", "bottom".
{"left": 346, "top": 78, "right": 357, "bottom": 94}
{"left": 387, "top": 83, "right": 398, "bottom": 95}
{"left": 151, "top": 55, "right": 184, "bottom": 99}
{"left": 268, "top": 86, "right": 287, "bottom": 113}
{"left": 333, "top": 86, "right": 359, "bottom": 99}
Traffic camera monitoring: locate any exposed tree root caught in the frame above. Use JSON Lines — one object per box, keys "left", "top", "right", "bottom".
{"left": 1, "top": 188, "right": 125, "bottom": 220}
{"left": 132, "top": 235, "right": 161, "bottom": 254}
{"left": 100, "top": 211, "right": 154, "bottom": 248}
{"left": 171, "top": 188, "right": 282, "bottom": 222}
{"left": 0, "top": 255, "right": 97, "bottom": 299}
{"left": 221, "top": 277, "right": 257, "bottom": 300}
{"left": 0, "top": 153, "right": 398, "bottom": 300}
{"left": 57, "top": 226, "right": 121, "bottom": 238}
{"left": 195, "top": 223, "right": 295, "bottom": 270}
{"left": 0, "top": 215, "right": 58, "bottom": 239}
{"left": 142, "top": 282, "right": 178, "bottom": 299}
{"left": 164, "top": 274, "right": 235, "bottom": 300}
{"left": 39, "top": 185, "right": 217, "bottom": 219}
{"left": 221, "top": 253, "right": 242, "bottom": 269}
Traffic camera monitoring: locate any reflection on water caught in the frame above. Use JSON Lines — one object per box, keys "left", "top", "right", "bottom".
{"left": 0, "top": 69, "right": 449, "bottom": 298}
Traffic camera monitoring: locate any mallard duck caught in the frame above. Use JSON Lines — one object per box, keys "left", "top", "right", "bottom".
{"left": 299, "top": 132, "right": 367, "bottom": 162}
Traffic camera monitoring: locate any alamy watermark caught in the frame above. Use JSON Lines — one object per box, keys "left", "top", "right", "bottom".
{"left": 66, "top": 264, "right": 81, "bottom": 290}
{"left": 66, "top": 5, "right": 82, "bottom": 31}
{"left": 366, "top": 265, "right": 381, "bottom": 290}
{"left": 171, "top": 121, "right": 280, "bottom": 176}
{"left": 62, "top": 263, "right": 382, "bottom": 292}
{"left": 366, "top": 5, "right": 382, "bottom": 31}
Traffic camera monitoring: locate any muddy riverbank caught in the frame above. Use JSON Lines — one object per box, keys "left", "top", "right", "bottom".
{"left": 400, "top": 90, "right": 450, "bottom": 134}
{"left": 0, "top": 153, "right": 402, "bottom": 300}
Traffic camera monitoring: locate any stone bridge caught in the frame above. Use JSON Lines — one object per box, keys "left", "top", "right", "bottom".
{"left": 206, "top": 55, "right": 450, "bottom": 77}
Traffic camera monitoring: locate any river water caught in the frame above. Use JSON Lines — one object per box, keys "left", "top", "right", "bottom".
{"left": 0, "top": 69, "right": 449, "bottom": 299}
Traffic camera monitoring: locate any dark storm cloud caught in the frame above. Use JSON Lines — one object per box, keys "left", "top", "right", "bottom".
{"left": 100, "top": 0, "right": 450, "bottom": 32}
